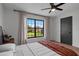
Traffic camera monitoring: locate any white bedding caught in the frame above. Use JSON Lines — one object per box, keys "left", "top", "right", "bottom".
{"left": 14, "top": 42, "right": 60, "bottom": 56}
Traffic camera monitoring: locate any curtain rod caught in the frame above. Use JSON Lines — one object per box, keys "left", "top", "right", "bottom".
{"left": 13, "top": 9, "right": 48, "bottom": 17}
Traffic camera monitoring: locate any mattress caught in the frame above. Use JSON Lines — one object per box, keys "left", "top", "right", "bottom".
{"left": 14, "top": 42, "right": 60, "bottom": 56}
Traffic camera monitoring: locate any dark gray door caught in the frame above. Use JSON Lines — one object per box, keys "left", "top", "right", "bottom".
{"left": 0, "top": 26, "right": 3, "bottom": 44}
{"left": 61, "top": 16, "right": 72, "bottom": 45}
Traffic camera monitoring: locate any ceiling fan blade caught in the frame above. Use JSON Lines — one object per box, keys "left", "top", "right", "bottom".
{"left": 41, "top": 8, "right": 51, "bottom": 10}
{"left": 56, "top": 3, "right": 65, "bottom": 7}
{"left": 49, "top": 10, "right": 51, "bottom": 13}
{"left": 50, "top": 3, "right": 54, "bottom": 6}
{"left": 50, "top": 3, "right": 54, "bottom": 8}
{"left": 56, "top": 8, "right": 63, "bottom": 11}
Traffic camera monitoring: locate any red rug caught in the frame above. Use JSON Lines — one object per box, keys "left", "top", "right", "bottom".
{"left": 39, "top": 40, "right": 78, "bottom": 56}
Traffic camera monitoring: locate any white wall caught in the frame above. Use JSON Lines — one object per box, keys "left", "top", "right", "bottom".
{"left": 48, "top": 16, "right": 60, "bottom": 42}
{"left": 2, "top": 5, "right": 49, "bottom": 44}
{"left": 0, "top": 4, "right": 3, "bottom": 26}
{"left": 49, "top": 10, "right": 79, "bottom": 48}
{"left": 3, "top": 6, "right": 20, "bottom": 45}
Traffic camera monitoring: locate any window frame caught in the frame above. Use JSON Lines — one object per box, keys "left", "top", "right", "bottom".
{"left": 27, "top": 18, "right": 44, "bottom": 39}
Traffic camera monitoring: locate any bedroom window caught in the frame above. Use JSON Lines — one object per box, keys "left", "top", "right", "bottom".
{"left": 27, "top": 18, "right": 44, "bottom": 38}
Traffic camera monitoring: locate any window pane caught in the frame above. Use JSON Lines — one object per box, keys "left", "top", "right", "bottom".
{"left": 36, "top": 29, "right": 44, "bottom": 37}
{"left": 36, "top": 20, "right": 44, "bottom": 37}
{"left": 36, "top": 20, "right": 43, "bottom": 28}
{"left": 27, "top": 29, "right": 35, "bottom": 37}
{"left": 27, "top": 19, "right": 34, "bottom": 28}
{"left": 27, "top": 19, "right": 35, "bottom": 38}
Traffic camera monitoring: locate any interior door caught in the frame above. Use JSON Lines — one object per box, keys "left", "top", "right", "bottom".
{"left": 0, "top": 26, "right": 3, "bottom": 44}
{"left": 61, "top": 16, "right": 72, "bottom": 45}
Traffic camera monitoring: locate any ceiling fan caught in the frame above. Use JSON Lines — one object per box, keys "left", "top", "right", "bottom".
{"left": 41, "top": 3, "right": 65, "bottom": 13}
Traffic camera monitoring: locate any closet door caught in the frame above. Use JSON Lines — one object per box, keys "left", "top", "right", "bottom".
{"left": 61, "top": 16, "right": 72, "bottom": 45}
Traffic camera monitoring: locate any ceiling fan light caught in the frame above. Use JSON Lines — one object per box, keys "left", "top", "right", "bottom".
{"left": 51, "top": 9, "right": 55, "bottom": 11}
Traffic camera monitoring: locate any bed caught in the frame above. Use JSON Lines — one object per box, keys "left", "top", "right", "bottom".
{"left": 14, "top": 40, "right": 78, "bottom": 56}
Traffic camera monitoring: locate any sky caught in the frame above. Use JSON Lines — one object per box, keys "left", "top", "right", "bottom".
{"left": 27, "top": 19, "right": 43, "bottom": 28}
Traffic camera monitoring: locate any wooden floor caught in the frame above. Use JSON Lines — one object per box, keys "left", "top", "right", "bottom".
{"left": 51, "top": 40, "right": 79, "bottom": 56}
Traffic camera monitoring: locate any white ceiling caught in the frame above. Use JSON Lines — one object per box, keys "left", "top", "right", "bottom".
{"left": 3, "top": 3, "right": 79, "bottom": 16}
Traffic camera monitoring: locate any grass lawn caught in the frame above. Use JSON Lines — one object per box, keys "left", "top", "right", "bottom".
{"left": 27, "top": 32, "right": 43, "bottom": 37}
